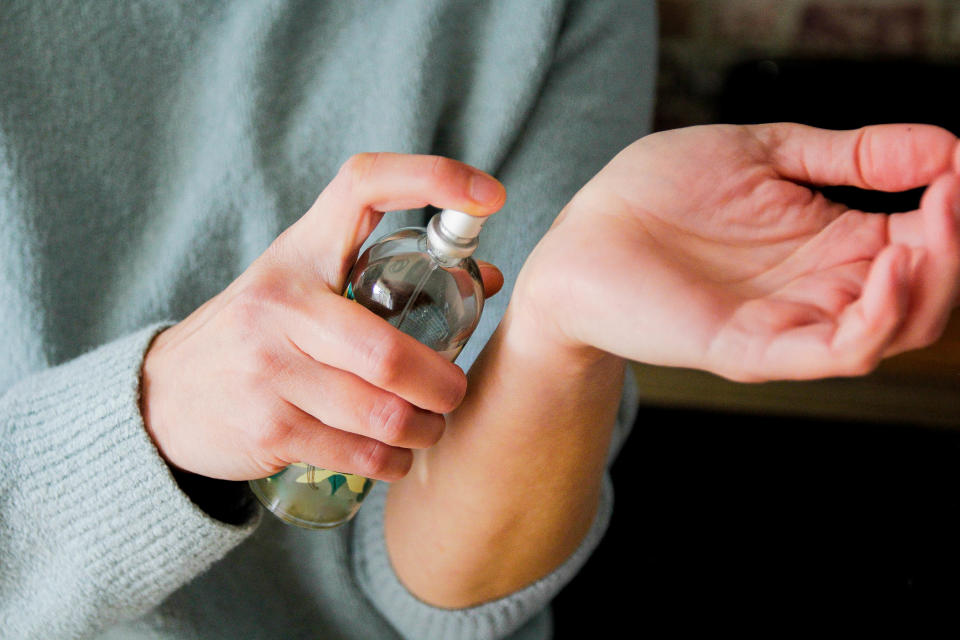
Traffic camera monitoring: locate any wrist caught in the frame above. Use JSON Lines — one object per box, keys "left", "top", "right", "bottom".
{"left": 139, "top": 325, "right": 180, "bottom": 471}
{"left": 505, "top": 274, "right": 623, "bottom": 374}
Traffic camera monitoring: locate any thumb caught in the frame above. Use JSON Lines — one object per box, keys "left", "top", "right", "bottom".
{"left": 275, "top": 152, "right": 505, "bottom": 288}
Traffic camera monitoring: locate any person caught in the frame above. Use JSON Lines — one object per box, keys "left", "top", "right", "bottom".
{"left": 2, "top": 3, "right": 958, "bottom": 640}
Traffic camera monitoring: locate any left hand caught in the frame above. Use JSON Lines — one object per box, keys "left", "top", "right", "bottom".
{"left": 512, "top": 123, "right": 960, "bottom": 382}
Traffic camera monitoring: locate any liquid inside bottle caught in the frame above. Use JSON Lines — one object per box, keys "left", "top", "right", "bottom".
{"left": 249, "top": 222, "right": 485, "bottom": 529}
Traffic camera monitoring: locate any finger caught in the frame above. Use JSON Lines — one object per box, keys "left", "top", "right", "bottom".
{"left": 884, "top": 172, "right": 960, "bottom": 354}
{"left": 272, "top": 355, "right": 445, "bottom": 449}
{"left": 285, "top": 292, "right": 468, "bottom": 414}
{"left": 274, "top": 403, "right": 413, "bottom": 482}
{"left": 755, "top": 123, "right": 957, "bottom": 191}
{"left": 830, "top": 244, "right": 911, "bottom": 373}
{"left": 739, "top": 245, "right": 910, "bottom": 382}
{"left": 477, "top": 261, "right": 504, "bottom": 298}
{"left": 886, "top": 173, "right": 960, "bottom": 254}
{"left": 278, "top": 153, "right": 505, "bottom": 284}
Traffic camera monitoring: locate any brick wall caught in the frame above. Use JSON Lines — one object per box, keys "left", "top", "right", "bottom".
{"left": 656, "top": 0, "right": 960, "bottom": 130}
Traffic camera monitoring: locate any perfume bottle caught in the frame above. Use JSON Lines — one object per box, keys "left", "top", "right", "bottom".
{"left": 249, "top": 209, "right": 489, "bottom": 529}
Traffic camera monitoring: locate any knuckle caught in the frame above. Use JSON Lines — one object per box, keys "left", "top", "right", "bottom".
{"left": 247, "top": 269, "right": 296, "bottom": 308}
{"left": 370, "top": 396, "right": 414, "bottom": 445}
{"left": 338, "top": 152, "right": 380, "bottom": 190}
{"left": 428, "top": 155, "right": 468, "bottom": 187}
{"left": 248, "top": 343, "right": 287, "bottom": 380}
{"left": 254, "top": 405, "right": 294, "bottom": 452}
{"left": 229, "top": 273, "right": 289, "bottom": 333}
{"left": 230, "top": 326, "right": 288, "bottom": 384}
{"left": 362, "top": 332, "right": 405, "bottom": 387}
{"left": 428, "top": 154, "right": 453, "bottom": 178}
{"left": 352, "top": 440, "right": 395, "bottom": 479}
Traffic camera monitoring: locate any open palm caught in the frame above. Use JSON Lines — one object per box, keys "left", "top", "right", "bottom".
{"left": 521, "top": 123, "right": 960, "bottom": 381}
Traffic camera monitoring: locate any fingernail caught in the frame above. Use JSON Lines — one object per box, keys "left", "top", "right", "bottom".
{"left": 469, "top": 173, "right": 504, "bottom": 205}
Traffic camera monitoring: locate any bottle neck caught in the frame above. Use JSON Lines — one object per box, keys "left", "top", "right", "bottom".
{"left": 425, "top": 236, "right": 466, "bottom": 268}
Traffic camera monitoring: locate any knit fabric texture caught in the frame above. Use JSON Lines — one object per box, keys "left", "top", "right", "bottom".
{"left": 0, "top": 1, "right": 656, "bottom": 638}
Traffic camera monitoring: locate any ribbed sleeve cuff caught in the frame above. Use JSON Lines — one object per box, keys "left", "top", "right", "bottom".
{"left": 351, "top": 475, "right": 614, "bottom": 640}
{"left": 1, "top": 324, "right": 259, "bottom": 637}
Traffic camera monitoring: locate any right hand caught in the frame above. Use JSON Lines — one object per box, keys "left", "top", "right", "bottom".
{"left": 140, "top": 153, "right": 506, "bottom": 481}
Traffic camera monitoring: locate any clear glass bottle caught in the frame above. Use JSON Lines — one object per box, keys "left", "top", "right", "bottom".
{"left": 249, "top": 209, "right": 488, "bottom": 529}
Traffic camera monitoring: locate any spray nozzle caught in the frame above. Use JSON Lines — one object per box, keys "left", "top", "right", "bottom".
{"left": 439, "top": 209, "right": 486, "bottom": 240}
{"left": 426, "top": 209, "right": 486, "bottom": 259}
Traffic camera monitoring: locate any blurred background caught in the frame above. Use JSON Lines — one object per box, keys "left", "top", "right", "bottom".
{"left": 553, "top": 0, "right": 960, "bottom": 633}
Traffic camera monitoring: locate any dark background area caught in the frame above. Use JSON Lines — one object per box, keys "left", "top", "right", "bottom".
{"left": 552, "top": 57, "right": 960, "bottom": 635}
{"left": 554, "top": 407, "right": 960, "bottom": 633}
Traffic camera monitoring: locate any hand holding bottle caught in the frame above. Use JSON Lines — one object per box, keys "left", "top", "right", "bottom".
{"left": 511, "top": 123, "right": 960, "bottom": 381}
{"left": 252, "top": 207, "right": 494, "bottom": 528}
{"left": 140, "top": 153, "right": 505, "bottom": 482}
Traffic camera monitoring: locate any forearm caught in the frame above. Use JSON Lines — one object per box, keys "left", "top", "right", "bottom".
{"left": 384, "top": 302, "right": 625, "bottom": 608}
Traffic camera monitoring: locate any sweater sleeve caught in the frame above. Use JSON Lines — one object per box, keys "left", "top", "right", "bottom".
{"left": 0, "top": 324, "right": 260, "bottom": 639}
{"left": 351, "top": 1, "right": 656, "bottom": 638}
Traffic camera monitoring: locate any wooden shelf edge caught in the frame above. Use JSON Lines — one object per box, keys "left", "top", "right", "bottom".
{"left": 630, "top": 362, "right": 960, "bottom": 429}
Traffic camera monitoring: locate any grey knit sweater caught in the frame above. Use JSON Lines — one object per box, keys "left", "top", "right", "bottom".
{"left": 0, "top": 1, "right": 655, "bottom": 638}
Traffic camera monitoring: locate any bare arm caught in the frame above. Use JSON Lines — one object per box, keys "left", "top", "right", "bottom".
{"left": 386, "top": 302, "right": 625, "bottom": 606}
